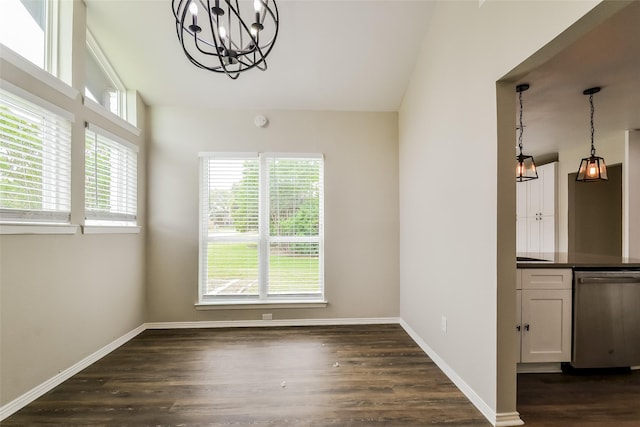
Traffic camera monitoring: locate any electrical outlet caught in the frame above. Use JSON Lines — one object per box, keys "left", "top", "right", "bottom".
{"left": 262, "top": 313, "right": 273, "bottom": 320}
{"left": 441, "top": 316, "right": 447, "bottom": 333}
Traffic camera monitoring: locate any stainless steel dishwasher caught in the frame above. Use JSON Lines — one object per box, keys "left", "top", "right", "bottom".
{"left": 572, "top": 269, "right": 640, "bottom": 368}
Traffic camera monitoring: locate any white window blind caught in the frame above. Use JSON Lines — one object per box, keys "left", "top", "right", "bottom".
{"left": 267, "top": 156, "right": 323, "bottom": 296}
{"left": 85, "top": 124, "right": 138, "bottom": 224}
{"left": 199, "top": 153, "right": 324, "bottom": 302}
{"left": 0, "top": 87, "right": 72, "bottom": 223}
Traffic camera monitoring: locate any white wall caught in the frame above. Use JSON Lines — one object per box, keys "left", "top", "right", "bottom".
{"left": 147, "top": 108, "right": 399, "bottom": 322}
{"left": 557, "top": 133, "right": 626, "bottom": 252}
{"left": 398, "top": 0, "right": 611, "bottom": 423}
{"left": 0, "top": 1, "right": 147, "bottom": 407}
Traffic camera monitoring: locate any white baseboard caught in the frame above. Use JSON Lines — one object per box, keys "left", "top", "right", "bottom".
{"left": 399, "top": 319, "right": 524, "bottom": 427}
{"left": 0, "top": 324, "right": 145, "bottom": 421}
{"left": 495, "top": 412, "right": 525, "bottom": 426}
{"left": 145, "top": 317, "right": 400, "bottom": 329}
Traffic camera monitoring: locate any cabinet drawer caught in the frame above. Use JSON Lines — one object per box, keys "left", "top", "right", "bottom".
{"left": 516, "top": 269, "right": 523, "bottom": 290}
{"left": 522, "top": 268, "right": 572, "bottom": 290}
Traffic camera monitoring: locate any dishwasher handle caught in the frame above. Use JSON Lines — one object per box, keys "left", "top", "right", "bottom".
{"left": 578, "top": 276, "right": 640, "bottom": 284}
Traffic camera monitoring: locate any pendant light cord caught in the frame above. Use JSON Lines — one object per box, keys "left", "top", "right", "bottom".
{"left": 589, "top": 93, "right": 596, "bottom": 156}
{"left": 518, "top": 90, "right": 524, "bottom": 155}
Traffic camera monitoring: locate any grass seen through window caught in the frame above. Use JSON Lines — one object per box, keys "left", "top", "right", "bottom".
{"left": 206, "top": 242, "right": 320, "bottom": 296}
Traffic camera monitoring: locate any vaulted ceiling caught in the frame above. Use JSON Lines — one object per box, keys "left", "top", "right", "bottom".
{"left": 86, "top": 1, "right": 640, "bottom": 158}
{"left": 85, "top": 0, "right": 435, "bottom": 112}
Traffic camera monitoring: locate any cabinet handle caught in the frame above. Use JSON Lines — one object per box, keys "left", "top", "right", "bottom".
{"left": 524, "top": 324, "right": 530, "bottom": 331}
{"left": 516, "top": 325, "right": 521, "bottom": 332}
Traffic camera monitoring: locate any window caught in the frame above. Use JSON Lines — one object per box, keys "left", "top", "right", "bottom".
{"left": 0, "top": 0, "right": 56, "bottom": 73}
{"left": 84, "top": 31, "right": 126, "bottom": 119}
{"left": 84, "top": 124, "right": 137, "bottom": 226}
{"left": 0, "top": 85, "right": 72, "bottom": 223}
{"left": 199, "top": 153, "right": 324, "bottom": 303}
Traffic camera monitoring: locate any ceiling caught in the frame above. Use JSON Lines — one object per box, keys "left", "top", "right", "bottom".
{"left": 85, "top": 0, "right": 435, "bottom": 112}
{"left": 514, "top": 1, "right": 640, "bottom": 159}
{"left": 86, "top": 1, "right": 640, "bottom": 156}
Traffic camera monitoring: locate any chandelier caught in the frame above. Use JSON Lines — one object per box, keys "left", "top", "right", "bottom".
{"left": 172, "top": 0, "right": 279, "bottom": 79}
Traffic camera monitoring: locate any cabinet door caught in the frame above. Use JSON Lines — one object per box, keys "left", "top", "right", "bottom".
{"left": 516, "top": 289, "right": 522, "bottom": 362}
{"left": 539, "top": 162, "right": 557, "bottom": 217}
{"left": 521, "top": 289, "right": 572, "bottom": 363}
{"left": 526, "top": 217, "right": 541, "bottom": 253}
{"left": 526, "top": 178, "right": 542, "bottom": 217}
{"left": 539, "top": 215, "right": 556, "bottom": 254}
{"left": 524, "top": 215, "right": 556, "bottom": 255}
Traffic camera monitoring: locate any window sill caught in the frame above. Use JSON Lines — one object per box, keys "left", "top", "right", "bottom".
{"left": 83, "top": 97, "right": 141, "bottom": 137}
{"left": 195, "top": 300, "right": 328, "bottom": 310}
{"left": 0, "top": 223, "right": 79, "bottom": 235}
{"left": 82, "top": 225, "right": 141, "bottom": 235}
{"left": 0, "top": 44, "right": 79, "bottom": 100}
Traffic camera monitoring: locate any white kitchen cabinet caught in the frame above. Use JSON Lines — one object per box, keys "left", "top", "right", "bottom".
{"left": 516, "top": 268, "right": 572, "bottom": 363}
{"left": 516, "top": 162, "right": 558, "bottom": 255}
{"left": 521, "top": 289, "right": 572, "bottom": 362}
{"left": 516, "top": 217, "right": 528, "bottom": 253}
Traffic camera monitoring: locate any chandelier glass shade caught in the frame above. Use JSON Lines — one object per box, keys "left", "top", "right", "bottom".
{"left": 576, "top": 87, "right": 608, "bottom": 182}
{"left": 172, "top": 0, "right": 279, "bottom": 79}
{"left": 516, "top": 83, "right": 538, "bottom": 182}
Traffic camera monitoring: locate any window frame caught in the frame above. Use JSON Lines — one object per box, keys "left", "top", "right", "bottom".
{"left": 198, "top": 152, "right": 325, "bottom": 306}
{"left": 0, "top": 80, "right": 74, "bottom": 228}
{"left": 84, "top": 30, "right": 127, "bottom": 121}
{"left": 0, "top": 0, "right": 57, "bottom": 74}
{"left": 83, "top": 123, "right": 138, "bottom": 230}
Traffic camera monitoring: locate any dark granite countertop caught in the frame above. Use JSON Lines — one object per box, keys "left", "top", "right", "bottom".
{"left": 517, "top": 252, "right": 640, "bottom": 269}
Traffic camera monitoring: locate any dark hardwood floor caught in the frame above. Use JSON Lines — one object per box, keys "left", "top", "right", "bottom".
{"left": 5, "top": 324, "right": 639, "bottom": 426}
{"left": 517, "top": 368, "right": 640, "bottom": 426}
{"left": 2, "top": 325, "right": 490, "bottom": 426}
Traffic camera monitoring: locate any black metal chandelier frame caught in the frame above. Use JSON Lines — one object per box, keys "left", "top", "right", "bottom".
{"left": 173, "top": 0, "right": 279, "bottom": 79}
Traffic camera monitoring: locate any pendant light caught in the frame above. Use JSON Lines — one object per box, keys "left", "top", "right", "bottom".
{"left": 516, "top": 84, "right": 538, "bottom": 182}
{"left": 576, "top": 87, "right": 607, "bottom": 182}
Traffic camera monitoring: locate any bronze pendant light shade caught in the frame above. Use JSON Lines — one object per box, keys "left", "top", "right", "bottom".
{"left": 516, "top": 84, "right": 538, "bottom": 182}
{"left": 576, "top": 87, "right": 608, "bottom": 182}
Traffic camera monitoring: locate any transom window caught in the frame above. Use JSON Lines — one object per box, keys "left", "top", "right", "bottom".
{"left": 0, "top": 0, "right": 56, "bottom": 73}
{"left": 199, "top": 153, "right": 324, "bottom": 303}
{"left": 84, "top": 31, "right": 126, "bottom": 119}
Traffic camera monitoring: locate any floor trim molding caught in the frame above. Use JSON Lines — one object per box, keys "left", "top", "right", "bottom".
{"left": 399, "top": 319, "right": 524, "bottom": 427}
{"left": 0, "top": 324, "right": 146, "bottom": 421}
{"left": 495, "top": 411, "right": 525, "bottom": 426}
